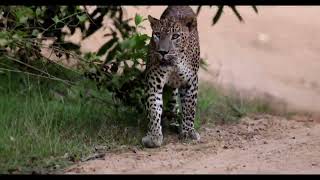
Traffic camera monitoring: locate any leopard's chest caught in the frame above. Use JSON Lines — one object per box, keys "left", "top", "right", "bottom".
{"left": 166, "top": 67, "right": 189, "bottom": 88}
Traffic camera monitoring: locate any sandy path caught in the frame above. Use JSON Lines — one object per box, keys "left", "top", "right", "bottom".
{"left": 65, "top": 115, "right": 320, "bottom": 174}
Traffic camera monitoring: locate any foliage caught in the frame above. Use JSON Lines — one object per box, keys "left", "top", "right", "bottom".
{"left": 84, "top": 18, "right": 150, "bottom": 112}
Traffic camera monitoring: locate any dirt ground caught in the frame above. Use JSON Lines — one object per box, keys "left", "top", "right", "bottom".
{"left": 65, "top": 115, "right": 320, "bottom": 174}
{"left": 64, "top": 6, "right": 320, "bottom": 174}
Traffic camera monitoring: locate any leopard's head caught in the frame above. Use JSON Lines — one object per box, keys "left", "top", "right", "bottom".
{"left": 148, "top": 15, "right": 197, "bottom": 64}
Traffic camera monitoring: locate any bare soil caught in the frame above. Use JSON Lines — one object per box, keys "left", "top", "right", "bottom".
{"left": 64, "top": 6, "right": 320, "bottom": 174}
{"left": 65, "top": 115, "right": 320, "bottom": 174}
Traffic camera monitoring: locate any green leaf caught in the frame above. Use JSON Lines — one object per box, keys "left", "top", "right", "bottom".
{"left": 138, "top": 34, "right": 150, "bottom": 41}
{"left": 120, "top": 35, "right": 138, "bottom": 50}
{"left": 60, "top": 6, "right": 68, "bottom": 16}
{"left": 0, "top": 31, "right": 8, "bottom": 38}
{"left": 134, "top": 14, "right": 143, "bottom": 26}
{"left": 18, "top": 16, "right": 29, "bottom": 24}
{"left": 200, "top": 58, "right": 208, "bottom": 71}
{"left": 12, "top": 34, "right": 20, "bottom": 40}
{"left": 76, "top": 6, "right": 82, "bottom": 11}
{"left": 14, "top": 7, "right": 34, "bottom": 24}
{"left": 77, "top": 14, "right": 87, "bottom": 23}
{"left": 32, "top": 29, "right": 39, "bottom": 37}
{"left": 15, "top": 31, "right": 27, "bottom": 38}
{"left": 52, "top": 15, "right": 60, "bottom": 24}
{"left": 35, "top": 7, "right": 42, "bottom": 16}
{"left": 0, "top": 38, "right": 8, "bottom": 47}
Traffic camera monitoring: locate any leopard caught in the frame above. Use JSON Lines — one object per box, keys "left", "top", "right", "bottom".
{"left": 142, "top": 6, "right": 201, "bottom": 148}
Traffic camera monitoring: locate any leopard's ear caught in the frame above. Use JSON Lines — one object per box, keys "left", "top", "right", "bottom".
{"left": 148, "top": 15, "right": 160, "bottom": 29}
{"left": 183, "top": 16, "right": 197, "bottom": 32}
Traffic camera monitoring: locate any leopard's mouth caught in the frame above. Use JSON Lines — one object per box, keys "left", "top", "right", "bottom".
{"left": 159, "top": 58, "right": 173, "bottom": 66}
{"left": 159, "top": 55, "right": 175, "bottom": 66}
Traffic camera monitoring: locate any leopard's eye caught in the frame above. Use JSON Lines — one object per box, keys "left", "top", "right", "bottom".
{"left": 172, "top": 34, "right": 180, "bottom": 40}
{"left": 154, "top": 32, "right": 160, "bottom": 38}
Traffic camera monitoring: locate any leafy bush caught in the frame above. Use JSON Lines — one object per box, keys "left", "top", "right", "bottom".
{"left": 84, "top": 15, "right": 150, "bottom": 112}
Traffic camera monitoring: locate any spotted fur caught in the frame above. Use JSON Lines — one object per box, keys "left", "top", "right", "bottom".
{"left": 142, "top": 6, "right": 201, "bottom": 148}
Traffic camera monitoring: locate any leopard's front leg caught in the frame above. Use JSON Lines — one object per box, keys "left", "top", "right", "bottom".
{"left": 178, "top": 76, "right": 200, "bottom": 141}
{"left": 142, "top": 69, "right": 168, "bottom": 148}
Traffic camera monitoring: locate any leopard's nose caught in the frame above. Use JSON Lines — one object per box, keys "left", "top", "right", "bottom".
{"left": 158, "top": 50, "right": 169, "bottom": 56}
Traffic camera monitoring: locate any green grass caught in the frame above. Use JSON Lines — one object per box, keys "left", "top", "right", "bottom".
{"left": 0, "top": 61, "right": 277, "bottom": 174}
{"left": 0, "top": 61, "right": 146, "bottom": 174}
{"left": 195, "top": 84, "right": 276, "bottom": 128}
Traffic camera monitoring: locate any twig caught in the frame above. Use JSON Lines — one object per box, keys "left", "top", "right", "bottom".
{"left": 0, "top": 67, "right": 74, "bottom": 85}
{"left": 81, "top": 153, "right": 105, "bottom": 162}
